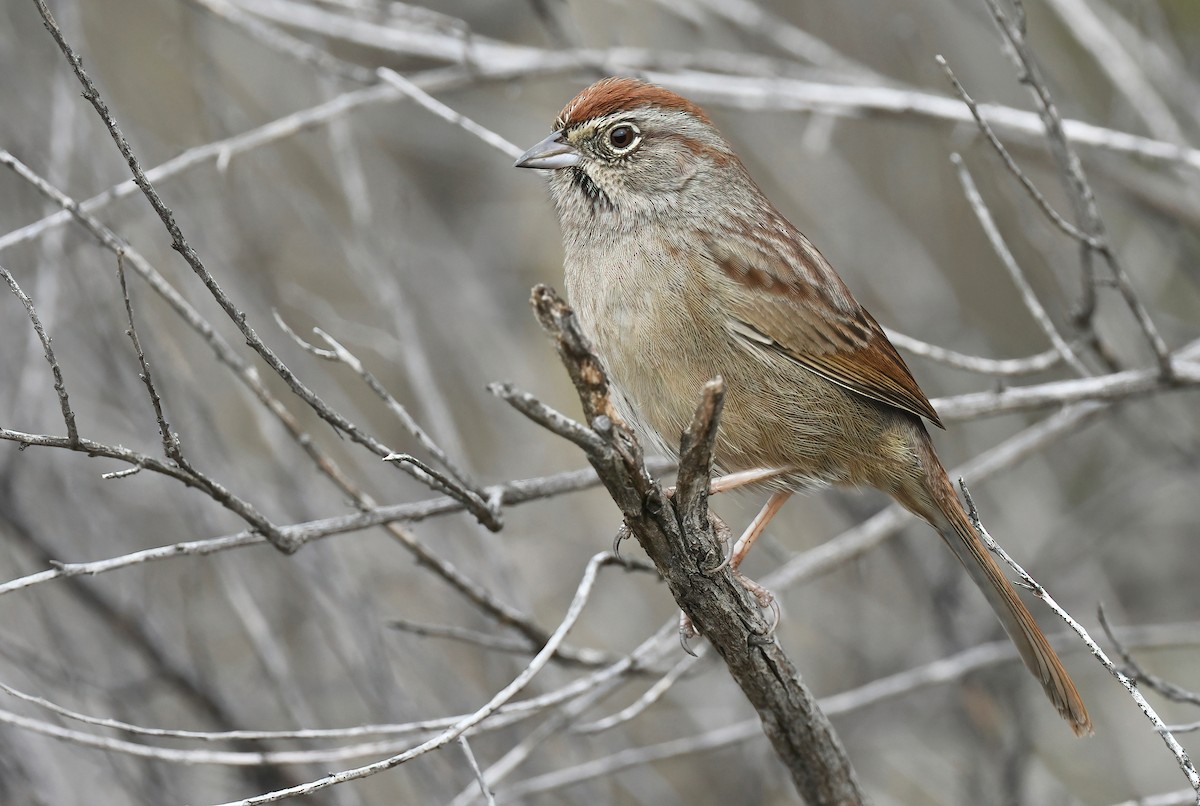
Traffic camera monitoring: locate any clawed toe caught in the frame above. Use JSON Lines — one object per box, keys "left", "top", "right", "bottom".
{"left": 678, "top": 610, "right": 700, "bottom": 656}
{"left": 700, "top": 512, "right": 732, "bottom": 575}
{"left": 612, "top": 524, "right": 632, "bottom": 564}
{"left": 734, "top": 570, "right": 780, "bottom": 639}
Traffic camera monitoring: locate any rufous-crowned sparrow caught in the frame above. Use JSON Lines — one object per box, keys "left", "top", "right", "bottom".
{"left": 515, "top": 77, "right": 1090, "bottom": 735}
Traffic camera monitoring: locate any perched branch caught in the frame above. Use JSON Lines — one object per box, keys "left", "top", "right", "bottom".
{"left": 518, "top": 284, "right": 864, "bottom": 805}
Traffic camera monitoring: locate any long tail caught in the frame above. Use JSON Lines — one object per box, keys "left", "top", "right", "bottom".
{"left": 913, "top": 452, "right": 1093, "bottom": 735}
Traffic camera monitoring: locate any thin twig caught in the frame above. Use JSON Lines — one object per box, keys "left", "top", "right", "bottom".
{"left": 0, "top": 259, "right": 78, "bottom": 444}
{"left": 115, "top": 251, "right": 186, "bottom": 466}
{"left": 936, "top": 57, "right": 1098, "bottom": 248}
{"left": 960, "top": 480, "right": 1200, "bottom": 797}
{"left": 32, "top": 0, "right": 501, "bottom": 535}
{"left": 376, "top": 68, "right": 522, "bottom": 159}
{"left": 0, "top": 461, "right": 673, "bottom": 598}
{"left": 982, "top": 0, "right": 1174, "bottom": 374}
{"left": 458, "top": 736, "right": 498, "bottom": 806}
{"left": 951, "top": 153, "right": 1091, "bottom": 376}
{"left": 884, "top": 328, "right": 1066, "bottom": 377}
{"left": 1098, "top": 605, "right": 1200, "bottom": 709}
{"left": 206, "top": 552, "right": 622, "bottom": 805}
{"left": 572, "top": 652, "right": 703, "bottom": 734}
{"left": 310, "top": 325, "right": 485, "bottom": 497}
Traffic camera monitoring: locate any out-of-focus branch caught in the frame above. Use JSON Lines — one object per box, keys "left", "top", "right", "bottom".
{"left": 32, "top": 0, "right": 502, "bottom": 537}
{"left": 951, "top": 153, "right": 1090, "bottom": 376}
{"left": 983, "top": 0, "right": 1173, "bottom": 373}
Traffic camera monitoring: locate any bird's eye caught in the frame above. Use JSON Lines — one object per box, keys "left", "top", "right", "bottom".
{"left": 606, "top": 123, "right": 640, "bottom": 152}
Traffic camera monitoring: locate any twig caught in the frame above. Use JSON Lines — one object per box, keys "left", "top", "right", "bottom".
{"left": 960, "top": 480, "right": 1200, "bottom": 798}
{"left": 930, "top": 339, "right": 1200, "bottom": 421}
{"left": 0, "top": 461, "right": 673, "bottom": 598}
{"left": 572, "top": 652, "right": 703, "bottom": 734}
{"left": 445, "top": 622, "right": 685, "bottom": 806}
{"left": 32, "top": 0, "right": 501, "bottom": 536}
{"left": 1098, "top": 605, "right": 1200, "bottom": 709}
{"left": 115, "top": 251, "right": 186, "bottom": 466}
{"left": 1040, "top": 0, "right": 1184, "bottom": 145}
{"left": 305, "top": 325, "right": 484, "bottom": 497}
{"left": 206, "top": 551, "right": 622, "bottom": 805}
{"left": 184, "top": 0, "right": 377, "bottom": 84}
{"left": 0, "top": 260, "right": 78, "bottom": 444}
{"left": 488, "top": 382, "right": 607, "bottom": 455}
{"left": 936, "top": 57, "right": 1098, "bottom": 248}
{"left": 884, "top": 328, "right": 1066, "bottom": 377}
{"left": 982, "top": 0, "right": 1174, "bottom": 374}
{"left": 951, "top": 153, "right": 1091, "bottom": 376}
{"left": 376, "top": 68, "right": 523, "bottom": 159}
{"left": 458, "top": 736, "right": 497, "bottom": 806}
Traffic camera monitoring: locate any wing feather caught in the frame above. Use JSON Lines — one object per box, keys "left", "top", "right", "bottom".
{"left": 706, "top": 220, "right": 944, "bottom": 428}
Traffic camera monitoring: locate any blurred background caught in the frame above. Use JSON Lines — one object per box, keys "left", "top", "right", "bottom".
{"left": 0, "top": 0, "right": 1198, "bottom": 803}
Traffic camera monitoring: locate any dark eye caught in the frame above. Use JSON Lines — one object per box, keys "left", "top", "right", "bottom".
{"left": 607, "top": 124, "right": 638, "bottom": 151}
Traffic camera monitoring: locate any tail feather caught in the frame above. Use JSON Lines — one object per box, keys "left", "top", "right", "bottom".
{"left": 909, "top": 448, "right": 1092, "bottom": 735}
{"left": 936, "top": 500, "right": 1092, "bottom": 735}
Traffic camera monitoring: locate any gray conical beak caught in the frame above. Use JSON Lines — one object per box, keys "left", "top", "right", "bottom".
{"left": 514, "top": 131, "right": 581, "bottom": 170}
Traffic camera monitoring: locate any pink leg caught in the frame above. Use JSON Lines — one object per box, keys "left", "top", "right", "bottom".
{"left": 709, "top": 466, "right": 793, "bottom": 494}
{"left": 729, "top": 490, "right": 793, "bottom": 570}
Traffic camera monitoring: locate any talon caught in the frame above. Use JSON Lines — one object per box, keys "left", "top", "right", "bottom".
{"left": 679, "top": 610, "right": 700, "bottom": 656}
{"left": 734, "top": 570, "right": 779, "bottom": 639}
{"left": 765, "top": 597, "right": 781, "bottom": 633}
{"left": 702, "top": 552, "right": 730, "bottom": 575}
{"left": 700, "top": 512, "right": 733, "bottom": 574}
{"left": 612, "top": 524, "right": 632, "bottom": 565}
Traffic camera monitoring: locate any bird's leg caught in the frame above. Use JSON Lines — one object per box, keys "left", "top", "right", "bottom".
{"left": 730, "top": 489, "right": 792, "bottom": 570}
{"left": 708, "top": 466, "right": 794, "bottom": 494}
{"left": 680, "top": 490, "right": 792, "bottom": 647}
{"left": 728, "top": 489, "right": 792, "bottom": 637}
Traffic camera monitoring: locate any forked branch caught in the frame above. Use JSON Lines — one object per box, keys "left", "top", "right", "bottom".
{"left": 506, "top": 283, "right": 865, "bottom": 805}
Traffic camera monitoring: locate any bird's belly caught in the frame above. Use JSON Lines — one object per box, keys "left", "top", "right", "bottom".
{"left": 572, "top": 295, "right": 871, "bottom": 484}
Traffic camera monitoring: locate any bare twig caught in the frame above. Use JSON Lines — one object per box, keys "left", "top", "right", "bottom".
{"left": 982, "top": 0, "right": 1173, "bottom": 373}
{"left": 951, "top": 153, "right": 1090, "bottom": 376}
{"left": 936, "top": 57, "right": 1098, "bottom": 248}
{"left": 572, "top": 652, "right": 703, "bottom": 734}
{"left": 375, "top": 68, "right": 523, "bottom": 159}
{"left": 115, "top": 252, "right": 186, "bottom": 466}
{"left": 459, "top": 736, "right": 498, "bottom": 806}
{"left": 32, "top": 0, "right": 501, "bottom": 536}
{"left": 0, "top": 461, "right": 673, "bottom": 598}
{"left": 1098, "top": 605, "right": 1200, "bottom": 709}
{"left": 206, "top": 551, "right": 622, "bottom": 805}
{"left": 960, "top": 481, "right": 1200, "bottom": 797}
{"left": 884, "top": 328, "right": 1066, "bottom": 377}
{"left": 0, "top": 259, "right": 78, "bottom": 444}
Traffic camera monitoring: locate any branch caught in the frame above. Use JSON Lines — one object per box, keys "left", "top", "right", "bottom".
{"left": 0, "top": 259, "right": 78, "bottom": 444}
{"left": 31, "top": 0, "right": 502, "bottom": 537}
{"left": 523, "top": 284, "right": 864, "bottom": 805}
{"left": 960, "top": 480, "right": 1200, "bottom": 798}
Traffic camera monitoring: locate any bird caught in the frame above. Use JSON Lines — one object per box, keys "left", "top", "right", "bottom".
{"left": 514, "top": 76, "right": 1091, "bottom": 735}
